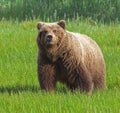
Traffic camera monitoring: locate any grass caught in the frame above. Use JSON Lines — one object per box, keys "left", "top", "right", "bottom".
{"left": 0, "top": 19, "right": 120, "bottom": 113}
{"left": 0, "top": 0, "right": 120, "bottom": 22}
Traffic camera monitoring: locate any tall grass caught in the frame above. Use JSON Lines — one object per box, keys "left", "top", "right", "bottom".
{"left": 0, "top": 20, "right": 120, "bottom": 112}
{"left": 0, "top": 0, "right": 120, "bottom": 22}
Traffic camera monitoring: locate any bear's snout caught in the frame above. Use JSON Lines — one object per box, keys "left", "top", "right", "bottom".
{"left": 46, "top": 35, "right": 53, "bottom": 42}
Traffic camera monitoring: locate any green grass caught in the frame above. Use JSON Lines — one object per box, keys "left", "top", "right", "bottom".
{"left": 0, "top": 0, "right": 120, "bottom": 22}
{"left": 0, "top": 20, "right": 120, "bottom": 113}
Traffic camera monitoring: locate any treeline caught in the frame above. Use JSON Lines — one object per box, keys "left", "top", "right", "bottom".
{"left": 0, "top": 0, "right": 120, "bottom": 23}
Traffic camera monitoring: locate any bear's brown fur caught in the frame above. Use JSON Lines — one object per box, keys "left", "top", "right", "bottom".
{"left": 36, "top": 20, "right": 106, "bottom": 93}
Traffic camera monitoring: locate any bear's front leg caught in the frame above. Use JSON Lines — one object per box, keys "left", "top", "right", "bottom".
{"left": 37, "top": 64, "right": 56, "bottom": 91}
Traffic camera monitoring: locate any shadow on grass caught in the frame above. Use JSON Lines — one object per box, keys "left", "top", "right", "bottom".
{"left": 0, "top": 85, "right": 40, "bottom": 94}
{"left": 1, "top": 83, "right": 119, "bottom": 95}
{"left": 0, "top": 85, "right": 69, "bottom": 94}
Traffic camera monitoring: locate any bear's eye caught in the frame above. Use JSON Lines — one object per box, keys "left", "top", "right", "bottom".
{"left": 42, "top": 30, "right": 47, "bottom": 34}
{"left": 53, "top": 29, "right": 57, "bottom": 33}
{"left": 39, "top": 30, "right": 47, "bottom": 38}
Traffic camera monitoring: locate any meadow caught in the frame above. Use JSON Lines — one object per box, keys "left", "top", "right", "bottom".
{"left": 0, "top": 0, "right": 120, "bottom": 22}
{"left": 0, "top": 19, "right": 120, "bottom": 113}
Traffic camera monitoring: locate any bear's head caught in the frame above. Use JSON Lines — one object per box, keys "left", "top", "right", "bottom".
{"left": 36, "top": 20, "right": 66, "bottom": 49}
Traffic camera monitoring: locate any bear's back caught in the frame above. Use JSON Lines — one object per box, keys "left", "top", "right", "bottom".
{"left": 66, "top": 31, "right": 105, "bottom": 78}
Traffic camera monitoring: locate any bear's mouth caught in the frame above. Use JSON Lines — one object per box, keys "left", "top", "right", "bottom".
{"left": 44, "top": 35, "right": 57, "bottom": 48}
{"left": 46, "top": 44, "right": 53, "bottom": 48}
{"left": 45, "top": 41, "right": 53, "bottom": 48}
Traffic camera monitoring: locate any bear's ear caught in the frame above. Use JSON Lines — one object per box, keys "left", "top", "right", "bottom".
{"left": 37, "top": 22, "right": 44, "bottom": 30}
{"left": 57, "top": 20, "right": 66, "bottom": 29}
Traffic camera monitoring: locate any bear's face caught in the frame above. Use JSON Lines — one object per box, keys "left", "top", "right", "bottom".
{"left": 37, "top": 20, "right": 66, "bottom": 49}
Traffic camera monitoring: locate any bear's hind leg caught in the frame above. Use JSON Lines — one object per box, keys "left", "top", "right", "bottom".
{"left": 93, "top": 74, "right": 106, "bottom": 90}
{"left": 75, "top": 76, "right": 94, "bottom": 94}
{"left": 66, "top": 74, "right": 94, "bottom": 94}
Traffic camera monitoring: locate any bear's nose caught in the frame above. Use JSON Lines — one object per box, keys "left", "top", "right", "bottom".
{"left": 46, "top": 35, "right": 52, "bottom": 42}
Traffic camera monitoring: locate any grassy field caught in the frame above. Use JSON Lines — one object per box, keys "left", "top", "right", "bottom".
{"left": 0, "top": 0, "right": 120, "bottom": 22}
{"left": 0, "top": 20, "right": 120, "bottom": 113}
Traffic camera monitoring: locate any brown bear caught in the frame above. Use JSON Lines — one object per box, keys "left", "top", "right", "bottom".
{"left": 36, "top": 20, "right": 106, "bottom": 93}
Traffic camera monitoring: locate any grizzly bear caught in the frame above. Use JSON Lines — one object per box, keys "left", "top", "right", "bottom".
{"left": 36, "top": 20, "right": 106, "bottom": 93}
